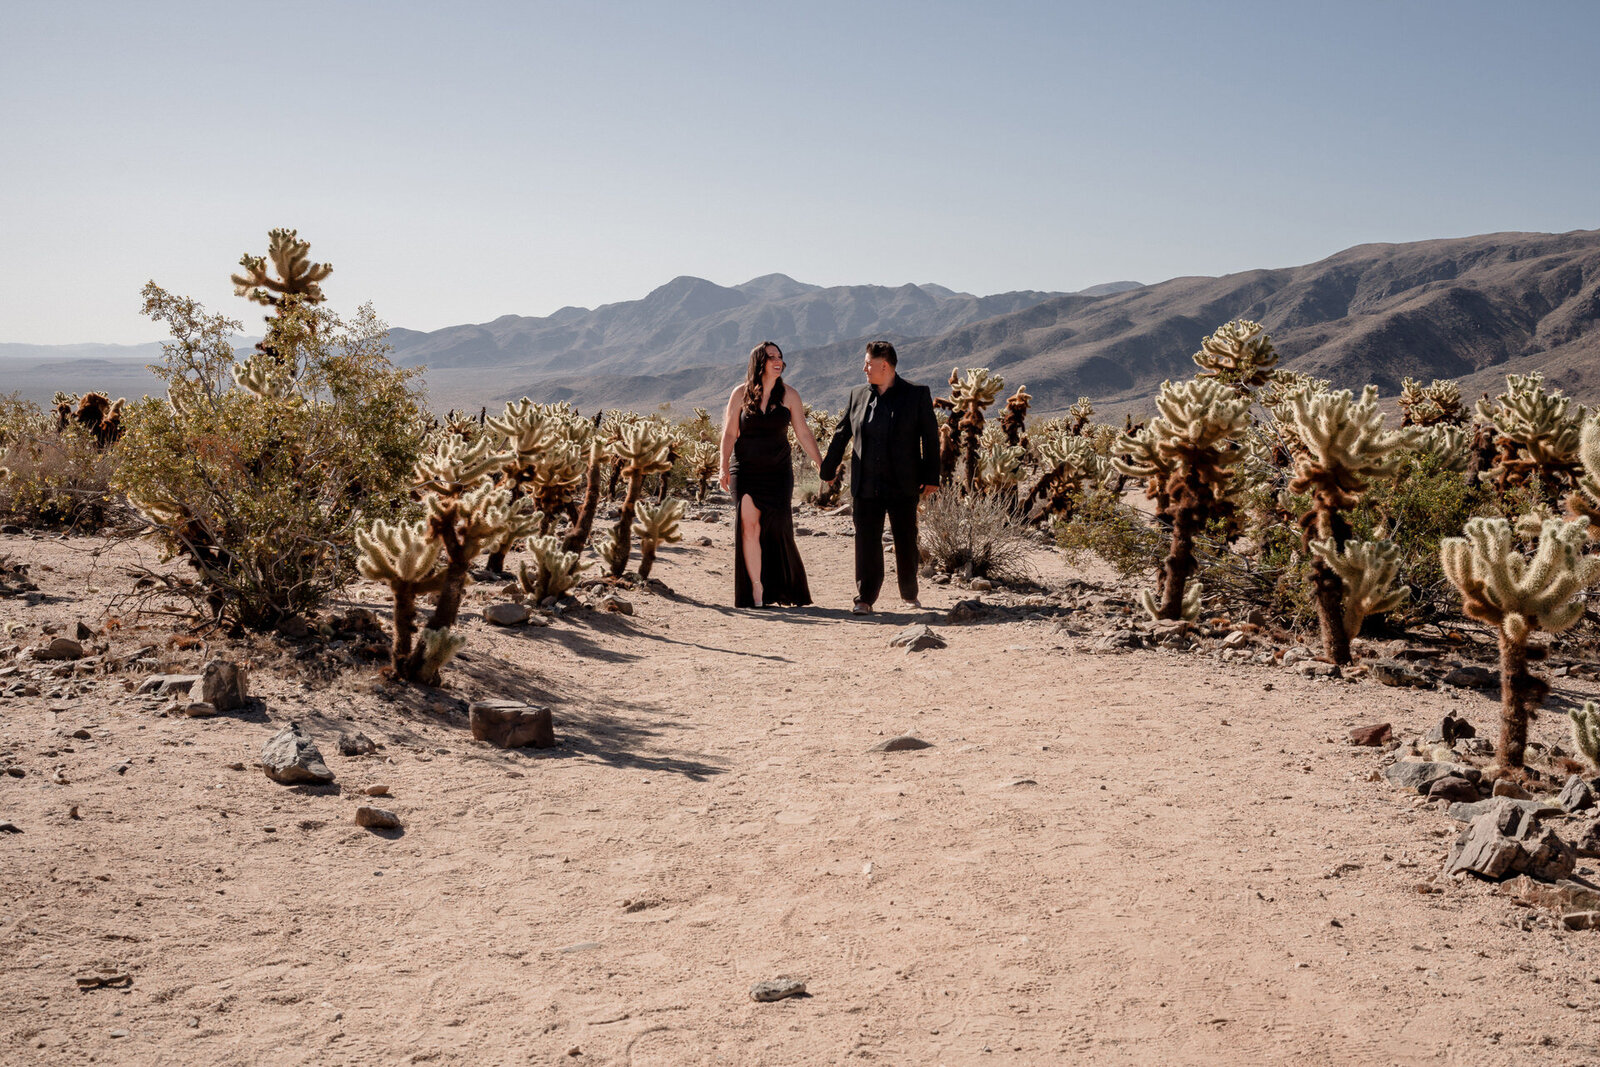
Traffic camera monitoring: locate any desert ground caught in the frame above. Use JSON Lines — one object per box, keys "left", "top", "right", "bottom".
{"left": 4, "top": 505, "right": 1600, "bottom": 1066}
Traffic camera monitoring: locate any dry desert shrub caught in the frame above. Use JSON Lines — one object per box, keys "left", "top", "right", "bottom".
{"left": 918, "top": 487, "right": 1033, "bottom": 583}
{"left": 0, "top": 392, "right": 124, "bottom": 530}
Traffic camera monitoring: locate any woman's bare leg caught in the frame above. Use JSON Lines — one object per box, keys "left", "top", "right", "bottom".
{"left": 739, "top": 494, "right": 764, "bottom": 605}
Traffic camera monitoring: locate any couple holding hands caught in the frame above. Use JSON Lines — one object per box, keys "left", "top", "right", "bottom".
{"left": 718, "top": 339, "right": 939, "bottom": 615}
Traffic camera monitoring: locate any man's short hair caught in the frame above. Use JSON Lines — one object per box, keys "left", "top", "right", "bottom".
{"left": 865, "top": 340, "right": 897, "bottom": 367}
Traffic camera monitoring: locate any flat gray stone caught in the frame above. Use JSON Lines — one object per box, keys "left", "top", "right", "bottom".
{"left": 483, "top": 602, "right": 532, "bottom": 626}
{"left": 889, "top": 624, "right": 946, "bottom": 651}
{"left": 1440, "top": 664, "right": 1498, "bottom": 690}
{"left": 136, "top": 674, "right": 200, "bottom": 697}
{"left": 1558, "top": 775, "right": 1598, "bottom": 813}
{"left": 1426, "top": 775, "right": 1480, "bottom": 803}
{"left": 869, "top": 735, "right": 933, "bottom": 753}
{"left": 1383, "top": 760, "right": 1462, "bottom": 793}
{"left": 34, "top": 637, "right": 83, "bottom": 662}
{"left": 1449, "top": 797, "right": 1563, "bottom": 822}
{"left": 750, "top": 978, "right": 807, "bottom": 1002}
{"left": 1367, "top": 659, "right": 1432, "bottom": 688}
{"left": 260, "top": 724, "right": 334, "bottom": 785}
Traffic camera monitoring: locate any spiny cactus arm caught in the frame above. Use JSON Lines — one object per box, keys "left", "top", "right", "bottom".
{"left": 1310, "top": 538, "right": 1410, "bottom": 637}
{"left": 486, "top": 397, "right": 560, "bottom": 457}
{"left": 230, "top": 228, "right": 332, "bottom": 307}
{"left": 232, "top": 355, "right": 300, "bottom": 402}
{"left": 633, "top": 498, "right": 686, "bottom": 543}
{"left": 356, "top": 519, "right": 443, "bottom": 585}
{"left": 1150, "top": 378, "right": 1253, "bottom": 455}
{"left": 417, "top": 626, "right": 466, "bottom": 680}
{"left": 1570, "top": 701, "right": 1600, "bottom": 770}
{"left": 594, "top": 528, "right": 626, "bottom": 573}
{"left": 414, "top": 434, "right": 515, "bottom": 493}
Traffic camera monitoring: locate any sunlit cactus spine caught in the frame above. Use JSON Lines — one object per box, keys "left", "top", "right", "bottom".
{"left": 603, "top": 421, "right": 674, "bottom": 577}
{"left": 1285, "top": 384, "right": 1421, "bottom": 664}
{"left": 1569, "top": 701, "right": 1600, "bottom": 772}
{"left": 1113, "top": 378, "right": 1251, "bottom": 620}
{"left": 1414, "top": 423, "right": 1473, "bottom": 472}
{"left": 1191, "top": 320, "right": 1279, "bottom": 395}
{"left": 1476, "top": 373, "right": 1588, "bottom": 496}
{"left": 1307, "top": 538, "right": 1410, "bottom": 640}
{"left": 517, "top": 534, "right": 588, "bottom": 604}
{"left": 1067, "top": 396, "right": 1095, "bottom": 436}
{"left": 1440, "top": 516, "right": 1600, "bottom": 777}
{"left": 977, "top": 430, "right": 1025, "bottom": 499}
{"left": 633, "top": 498, "right": 685, "bottom": 579}
{"left": 1397, "top": 377, "right": 1464, "bottom": 427}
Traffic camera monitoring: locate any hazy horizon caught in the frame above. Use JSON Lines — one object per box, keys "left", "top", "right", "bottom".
{"left": 4, "top": 0, "right": 1597, "bottom": 346}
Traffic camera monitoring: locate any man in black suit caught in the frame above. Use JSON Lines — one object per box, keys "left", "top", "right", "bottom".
{"left": 819, "top": 340, "right": 941, "bottom": 615}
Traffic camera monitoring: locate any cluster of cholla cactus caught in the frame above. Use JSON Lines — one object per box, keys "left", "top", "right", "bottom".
{"left": 481, "top": 399, "right": 590, "bottom": 571}
{"left": 52, "top": 392, "right": 126, "bottom": 449}
{"left": 1475, "top": 373, "right": 1588, "bottom": 496}
{"left": 357, "top": 433, "right": 539, "bottom": 685}
{"left": 1283, "top": 384, "right": 1421, "bottom": 664}
{"left": 1441, "top": 516, "right": 1600, "bottom": 777}
{"left": 595, "top": 420, "right": 674, "bottom": 577}
{"left": 1022, "top": 426, "right": 1106, "bottom": 519}
{"left": 517, "top": 533, "right": 588, "bottom": 605}
{"left": 1397, "top": 377, "right": 1465, "bottom": 427}
{"left": 1191, "top": 319, "right": 1279, "bottom": 395}
{"left": 937, "top": 367, "right": 1006, "bottom": 490}
{"left": 1114, "top": 378, "right": 1252, "bottom": 620}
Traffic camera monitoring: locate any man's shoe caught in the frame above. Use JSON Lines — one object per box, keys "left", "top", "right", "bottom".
{"left": 851, "top": 600, "right": 873, "bottom": 616}
{"left": 902, "top": 599, "right": 923, "bottom": 610}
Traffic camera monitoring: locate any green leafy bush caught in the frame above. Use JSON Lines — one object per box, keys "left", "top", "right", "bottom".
{"left": 114, "top": 284, "right": 424, "bottom": 629}
{"left": 1054, "top": 487, "right": 1164, "bottom": 579}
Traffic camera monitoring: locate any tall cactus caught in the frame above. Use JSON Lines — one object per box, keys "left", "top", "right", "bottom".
{"left": 1476, "top": 373, "right": 1588, "bottom": 496}
{"left": 1285, "top": 385, "right": 1421, "bottom": 664}
{"left": 949, "top": 367, "right": 1005, "bottom": 491}
{"left": 482, "top": 398, "right": 562, "bottom": 571}
{"left": 1307, "top": 538, "right": 1410, "bottom": 641}
{"left": 1113, "top": 378, "right": 1251, "bottom": 620}
{"left": 1441, "top": 516, "right": 1600, "bottom": 775}
{"left": 603, "top": 421, "right": 674, "bottom": 577}
{"left": 1001, "top": 385, "right": 1032, "bottom": 448}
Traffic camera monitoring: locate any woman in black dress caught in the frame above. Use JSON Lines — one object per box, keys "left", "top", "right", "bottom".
{"left": 718, "top": 341, "right": 825, "bottom": 608}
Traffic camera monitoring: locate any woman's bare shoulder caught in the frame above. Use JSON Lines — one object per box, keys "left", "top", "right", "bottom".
{"left": 728, "top": 383, "right": 747, "bottom": 402}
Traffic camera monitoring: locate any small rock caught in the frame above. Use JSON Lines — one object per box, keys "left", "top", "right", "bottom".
{"left": 0, "top": 821, "right": 21, "bottom": 833}
{"left": 364, "top": 784, "right": 391, "bottom": 797}
{"left": 338, "top": 732, "right": 378, "bottom": 757}
{"left": 71, "top": 728, "right": 91, "bottom": 740}
{"left": 1493, "top": 779, "right": 1532, "bottom": 800}
{"left": 1426, "top": 775, "right": 1480, "bottom": 803}
{"left": 136, "top": 674, "right": 201, "bottom": 697}
{"left": 260, "top": 724, "right": 335, "bottom": 785}
{"left": 34, "top": 637, "right": 84, "bottom": 662}
{"left": 888, "top": 624, "right": 946, "bottom": 652}
{"left": 1091, "top": 630, "right": 1143, "bottom": 654}
{"left": 1296, "top": 660, "right": 1340, "bottom": 678}
{"left": 869, "top": 735, "right": 932, "bottom": 753}
{"left": 969, "top": 578, "right": 994, "bottom": 592}
{"left": 1281, "top": 646, "right": 1314, "bottom": 666}
{"left": 1348, "top": 723, "right": 1392, "bottom": 747}
{"left": 1440, "top": 664, "right": 1497, "bottom": 690}
{"left": 1423, "top": 714, "right": 1476, "bottom": 744}
{"left": 1448, "top": 797, "right": 1561, "bottom": 822}
{"left": 355, "top": 806, "right": 402, "bottom": 830}
{"left": 750, "top": 978, "right": 807, "bottom": 1002}
{"left": 74, "top": 621, "right": 95, "bottom": 641}
{"left": 1558, "top": 776, "right": 1599, "bottom": 813}
{"left": 483, "top": 603, "right": 533, "bottom": 626}
{"left": 181, "top": 701, "right": 218, "bottom": 718}
{"left": 1221, "top": 630, "right": 1248, "bottom": 648}
{"left": 597, "top": 595, "right": 633, "bottom": 616}
{"left": 694, "top": 536, "right": 713, "bottom": 547}
{"left": 1366, "top": 659, "right": 1432, "bottom": 688}
{"left": 190, "top": 659, "right": 247, "bottom": 712}
{"left": 945, "top": 599, "right": 989, "bottom": 624}
{"left": 1447, "top": 799, "right": 1577, "bottom": 882}
{"left": 469, "top": 700, "right": 556, "bottom": 749}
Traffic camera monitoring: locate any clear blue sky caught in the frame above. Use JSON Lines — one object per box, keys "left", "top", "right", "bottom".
{"left": 3, "top": 0, "right": 1596, "bottom": 344}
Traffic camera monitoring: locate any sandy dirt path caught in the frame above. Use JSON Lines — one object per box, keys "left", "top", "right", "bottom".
{"left": 3, "top": 510, "right": 1600, "bottom": 1066}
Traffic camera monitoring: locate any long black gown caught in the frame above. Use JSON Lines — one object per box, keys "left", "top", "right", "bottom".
{"left": 731, "top": 397, "right": 812, "bottom": 608}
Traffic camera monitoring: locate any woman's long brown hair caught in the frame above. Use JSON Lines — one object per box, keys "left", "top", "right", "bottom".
{"left": 741, "top": 341, "right": 785, "bottom": 419}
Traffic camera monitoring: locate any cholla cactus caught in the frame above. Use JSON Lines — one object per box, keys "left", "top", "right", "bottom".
{"left": 230, "top": 228, "right": 332, "bottom": 310}
{"left": 593, "top": 528, "right": 626, "bottom": 575}
{"left": 357, "top": 435, "right": 531, "bottom": 685}
{"left": 232, "top": 355, "right": 299, "bottom": 403}
{"left": 1113, "top": 378, "right": 1251, "bottom": 620}
{"left": 688, "top": 440, "right": 719, "bottom": 501}
{"left": 1192, "top": 320, "right": 1278, "bottom": 394}
{"left": 1476, "top": 373, "right": 1588, "bottom": 495}
{"left": 977, "top": 433, "right": 1025, "bottom": 495}
{"left": 1570, "top": 701, "right": 1600, "bottom": 771}
{"left": 1308, "top": 538, "right": 1410, "bottom": 638}
{"left": 1067, "top": 396, "right": 1094, "bottom": 436}
{"left": 602, "top": 421, "right": 674, "bottom": 577}
{"left": 1563, "top": 418, "right": 1600, "bottom": 529}
{"left": 1285, "top": 385, "right": 1422, "bottom": 664}
{"left": 1414, "top": 423, "right": 1472, "bottom": 472}
{"left": 949, "top": 367, "right": 1005, "bottom": 491}
{"left": 1140, "top": 578, "right": 1202, "bottom": 622}
{"left": 633, "top": 498, "right": 685, "bottom": 579}
{"left": 517, "top": 533, "right": 587, "bottom": 604}
{"left": 1001, "top": 385, "right": 1032, "bottom": 448}
{"left": 481, "top": 398, "right": 568, "bottom": 571}
{"left": 1398, "top": 377, "right": 1464, "bottom": 427}
{"left": 1441, "top": 515, "right": 1600, "bottom": 775}
{"left": 1023, "top": 429, "right": 1103, "bottom": 519}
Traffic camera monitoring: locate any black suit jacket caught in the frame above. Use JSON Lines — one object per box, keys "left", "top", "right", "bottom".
{"left": 819, "top": 376, "right": 940, "bottom": 498}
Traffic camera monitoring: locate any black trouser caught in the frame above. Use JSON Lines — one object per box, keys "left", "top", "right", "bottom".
{"left": 853, "top": 494, "right": 920, "bottom": 605}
